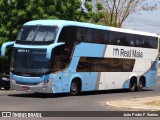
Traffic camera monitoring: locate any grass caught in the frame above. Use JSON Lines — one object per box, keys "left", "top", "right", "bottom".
{"left": 145, "top": 100, "right": 160, "bottom": 106}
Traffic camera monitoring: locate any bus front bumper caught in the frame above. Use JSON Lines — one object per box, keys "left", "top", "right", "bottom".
{"left": 10, "top": 79, "right": 52, "bottom": 93}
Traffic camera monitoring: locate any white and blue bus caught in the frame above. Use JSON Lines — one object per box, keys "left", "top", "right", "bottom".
{"left": 1, "top": 20, "right": 159, "bottom": 95}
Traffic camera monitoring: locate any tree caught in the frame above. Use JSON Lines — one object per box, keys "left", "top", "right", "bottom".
{"left": 80, "top": 0, "right": 104, "bottom": 23}
{"left": 0, "top": 0, "right": 84, "bottom": 42}
{"left": 0, "top": 0, "right": 99, "bottom": 72}
{"left": 91, "top": 0, "right": 159, "bottom": 27}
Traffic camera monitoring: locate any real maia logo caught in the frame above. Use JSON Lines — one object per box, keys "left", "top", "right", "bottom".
{"left": 113, "top": 48, "right": 143, "bottom": 58}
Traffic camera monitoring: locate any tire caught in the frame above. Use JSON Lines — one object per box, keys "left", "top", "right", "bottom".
{"left": 137, "top": 80, "right": 144, "bottom": 91}
{"left": 70, "top": 80, "right": 81, "bottom": 96}
{"left": 129, "top": 79, "right": 137, "bottom": 92}
{"left": 4, "top": 86, "right": 10, "bottom": 90}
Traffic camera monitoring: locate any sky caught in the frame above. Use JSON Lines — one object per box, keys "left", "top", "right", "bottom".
{"left": 123, "top": 0, "right": 160, "bottom": 34}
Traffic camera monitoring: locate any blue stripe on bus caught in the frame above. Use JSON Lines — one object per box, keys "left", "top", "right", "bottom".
{"left": 144, "top": 71, "right": 158, "bottom": 87}
{"left": 73, "top": 43, "right": 106, "bottom": 57}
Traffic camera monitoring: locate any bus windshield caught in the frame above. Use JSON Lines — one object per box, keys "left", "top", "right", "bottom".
{"left": 16, "top": 26, "right": 57, "bottom": 42}
{"left": 11, "top": 48, "right": 50, "bottom": 75}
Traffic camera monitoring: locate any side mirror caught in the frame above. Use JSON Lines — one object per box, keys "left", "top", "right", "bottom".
{"left": 1, "top": 41, "right": 15, "bottom": 56}
{"left": 46, "top": 42, "right": 65, "bottom": 59}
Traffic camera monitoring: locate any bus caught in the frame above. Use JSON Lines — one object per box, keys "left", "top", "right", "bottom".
{"left": 1, "top": 20, "right": 159, "bottom": 95}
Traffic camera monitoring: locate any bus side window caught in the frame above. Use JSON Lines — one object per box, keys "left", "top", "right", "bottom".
{"left": 76, "top": 28, "right": 81, "bottom": 41}
{"left": 58, "top": 28, "right": 67, "bottom": 42}
{"left": 109, "top": 31, "right": 122, "bottom": 45}
{"left": 52, "top": 46, "right": 64, "bottom": 71}
{"left": 92, "top": 29, "right": 105, "bottom": 44}
{"left": 104, "top": 31, "right": 109, "bottom": 44}
{"left": 130, "top": 40, "right": 134, "bottom": 46}
{"left": 109, "top": 31, "right": 115, "bottom": 45}
{"left": 143, "top": 36, "right": 150, "bottom": 48}
{"left": 148, "top": 37, "right": 158, "bottom": 49}
{"left": 120, "top": 33, "right": 131, "bottom": 46}
{"left": 77, "top": 27, "right": 87, "bottom": 42}
{"left": 85, "top": 28, "right": 92, "bottom": 43}
{"left": 135, "top": 35, "right": 144, "bottom": 47}
{"left": 57, "top": 26, "right": 77, "bottom": 70}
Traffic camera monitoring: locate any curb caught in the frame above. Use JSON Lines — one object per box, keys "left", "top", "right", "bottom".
{"left": 106, "top": 96, "right": 160, "bottom": 111}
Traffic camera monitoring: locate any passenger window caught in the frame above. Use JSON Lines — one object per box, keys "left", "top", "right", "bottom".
{"left": 104, "top": 31, "right": 109, "bottom": 44}
{"left": 77, "top": 27, "right": 87, "bottom": 42}
{"left": 149, "top": 37, "right": 158, "bottom": 49}
{"left": 93, "top": 29, "right": 105, "bottom": 44}
{"left": 85, "top": 29, "right": 93, "bottom": 42}
{"left": 77, "top": 57, "right": 135, "bottom": 72}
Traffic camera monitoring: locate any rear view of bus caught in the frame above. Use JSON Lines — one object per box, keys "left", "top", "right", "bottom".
{"left": 1, "top": 20, "right": 159, "bottom": 95}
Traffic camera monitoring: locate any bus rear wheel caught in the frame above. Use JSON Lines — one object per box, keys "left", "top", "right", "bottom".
{"left": 70, "top": 80, "right": 81, "bottom": 96}
{"left": 129, "top": 77, "right": 137, "bottom": 92}
{"left": 137, "top": 80, "right": 144, "bottom": 91}
{"left": 137, "top": 77, "right": 145, "bottom": 91}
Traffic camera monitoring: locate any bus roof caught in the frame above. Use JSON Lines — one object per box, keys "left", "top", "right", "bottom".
{"left": 24, "top": 20, "right": 158, "bottom": 37}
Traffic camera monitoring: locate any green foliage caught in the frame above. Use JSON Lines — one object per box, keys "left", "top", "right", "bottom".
{"left": 0, "top": 0, "right": 104, "bottom": 72}
{"left": 96, "top": 2, "right": 103, "bottom": 11}
{"left": 85, "top": 2, "right": 93, "bottom": 11}
{"left": 0, "top": 0, "right": 158, "bottom": 71}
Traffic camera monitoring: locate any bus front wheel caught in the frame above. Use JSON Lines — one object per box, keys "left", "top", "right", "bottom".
{"left": 70, "top": 79, "right": 81, "bottom": 96}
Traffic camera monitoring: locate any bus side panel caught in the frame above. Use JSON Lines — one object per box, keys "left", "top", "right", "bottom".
{"left": 60, "top": 72, "right": 85, "bottom": 93}
{"left": 52, "top": 73, "right": 62, "bottom": 93}
{"left": 71, "top": 43, "right": 106, "bottom": 91}
{"left": 144, "top": 60, "right": 158, "bottom": 87}
{"left": 73, "top": 43, "right": 106, "bottom": 57}
{"left": 83, "top": 72, "right": 100, "bottom": 91}
{"left": 145, "top": 71, "right": 157, "bottom": 87}
{"left": 114, "top": 72, "right": 130, "bottom": 89}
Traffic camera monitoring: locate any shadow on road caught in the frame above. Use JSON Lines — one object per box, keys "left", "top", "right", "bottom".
{"left": 80, "top": 89, "right": 153, "bottom": 96}
{"left": 7, "top": 88, "right": 154, "bottom": 99}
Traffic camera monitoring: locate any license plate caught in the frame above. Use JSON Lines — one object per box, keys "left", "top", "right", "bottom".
{"left": 22, "top": 86, "right": 29, "bottom": 91}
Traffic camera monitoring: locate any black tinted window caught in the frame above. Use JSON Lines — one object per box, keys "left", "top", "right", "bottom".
{"left": 148, "top": 37, "right": 158, "bottom": 48}
{"left": 109, "top": 31, "right": 158, "bottom": 49}
{"left": 77, "top": 57, "right": 135, "bottom": 72}
{"left": 17, "top": 26, "right": 57, "bottom": 42}
{"left": 76, "top": 27, "right": 109, "bottom": 44}
{"left": 57, "top": 26, "right": 77, "bottom": 71}
{"left": 109, "top": 31, "right": 134, "bottom": 46}
{"left": 61, "top": 26, "right": 158, "bottom": 49}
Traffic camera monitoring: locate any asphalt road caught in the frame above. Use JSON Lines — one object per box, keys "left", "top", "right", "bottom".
{"left": 0, "top": 78, "right": 160, "bottom": 120}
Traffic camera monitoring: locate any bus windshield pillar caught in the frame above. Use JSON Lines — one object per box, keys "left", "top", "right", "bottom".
{"left": 1, "top": 41, "right": 15, "bottom": 56}
{"left": 46, "top": 42, "right": 65, "bottom": 59}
